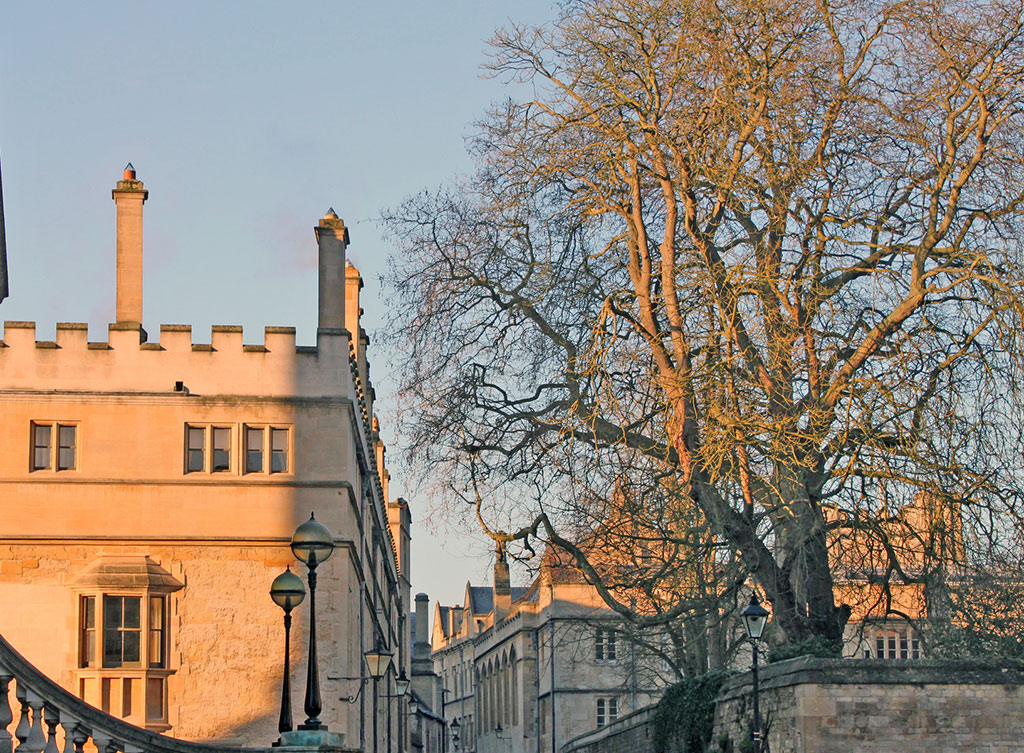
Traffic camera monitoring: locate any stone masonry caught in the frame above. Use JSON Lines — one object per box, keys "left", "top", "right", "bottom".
{"left": 714, "top": 657, "right": 1024, "bottom": 753}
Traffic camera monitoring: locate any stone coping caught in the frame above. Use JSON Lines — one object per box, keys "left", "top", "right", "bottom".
{"left": 718, "top": 656, "right": 1024, "bottom": 701}
{"left": 560, "top": 705, "right": 654, "bottom": 752}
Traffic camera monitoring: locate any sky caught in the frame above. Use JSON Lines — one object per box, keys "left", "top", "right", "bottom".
{"left": 0, "top": 1, "right": 557, "bottom": 607}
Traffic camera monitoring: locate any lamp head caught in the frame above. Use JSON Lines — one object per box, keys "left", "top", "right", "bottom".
{"left": 741, "top": 593, "right": 770, "bottom": 640}
{"left": 395, "top": 668, "right": 411, "bottom": 696}
{"left": 364, "top": 636, "right": 394, "bottom": 679}
{"left": 269, "top": 566, "right": 306, "bottom": 611}
{"left": 291, "top": 512, "right": 335, "bottom": 567}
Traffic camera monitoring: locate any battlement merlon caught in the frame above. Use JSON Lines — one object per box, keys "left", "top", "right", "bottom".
{"left": 0, "top": 321, "right": 361, "bottom": 399}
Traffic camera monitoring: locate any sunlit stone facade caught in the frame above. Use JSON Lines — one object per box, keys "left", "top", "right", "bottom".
{"left": 0, "top": 169, "right": 412, "bottom": 749}
{"left": 430, "top": 550, "right": 669, "bottom": 753}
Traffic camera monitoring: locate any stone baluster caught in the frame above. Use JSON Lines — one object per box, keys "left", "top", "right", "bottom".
{"left": 0, "top": 676, "right": 14, "bottom": 753}
{"left": 22, "top": 692, "right": 47, "bottom": 753}
{"left": 41, "top": 707, "right": 59, "bottom": 753}
{"left": 91, "top": 733, "right": 121, "bottom": 753}
{"left": 57, "top": 716, "right": 78, "bottom": 753}
{"left": 69, "top": 724, "right": 88, "bottom": 753}
{"left": 14, "top": 684, "right": 29, "bottom": 750}
{"left": 91, "top": 732, "right": 112, "bottom": 753}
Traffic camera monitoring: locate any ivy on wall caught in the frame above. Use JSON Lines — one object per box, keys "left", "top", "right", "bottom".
{"left": 651, "top": 670, "right": 732, "bottom": 753}
{"left": 766, "top": 635, "right": 840, "bottom": 663}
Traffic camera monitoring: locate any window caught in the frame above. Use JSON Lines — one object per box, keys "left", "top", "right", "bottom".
{"left": 246, "top": 427, "right": 263, "bottom": 472}
{"left": 595, "top": 627, "right": 617, "bottom": 662}
{"left": 72, "top": 556, "right": 181, "bottom": 730}
{"left": 245, "top": 425, "right": 290, "bottom": 474}
{"left": 186, "top": 427, "right": 205, "bottom": 472}
{"left": 596, "top": 697, "right": 618, "bottom": 727}
{"left": 271, "top": 427, "right": 289, "bottom": 472}
{"left": 187, "top": 424, "right": 291, "bottom": 475}
{"left": 79, "top": 594, "right": 167, "bottom": 670}
{"left": 149, "top": 597, "right": 166, "bottom": 668}
{"left": 872, "top": 628, "right": 921, "bottom": 659}
{"left": 79, "top": 596, "right": 96, "bottom": 667}
{"left": 103, "top": 596, "right": 142, "bottom": 667}
{"left": 212, "top": 428, "right": 230, "bottom": 471}
{"left": 184, "top": 425, "right": 232, "bottom": 473}
{"left": 31, "top": 422, "right": 77, "bottom": 471}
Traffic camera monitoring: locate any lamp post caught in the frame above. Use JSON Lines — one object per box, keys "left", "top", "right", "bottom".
{"left": 290, "top": 513, "right": 335, "bottom": 730}
{"left": 269, "top": 567, "right": 306, "bottom": 740}
{"left": 364, "top": 637, "right": 394, "bottom": 753}
{"left": 451, "top": 717, "right": 461, "bottom": 752}
{"left": 384, "top": 668, "right": 411, "bottom": 753}
{"left": 740, "top": 593, "right": 770, "bottom": 753}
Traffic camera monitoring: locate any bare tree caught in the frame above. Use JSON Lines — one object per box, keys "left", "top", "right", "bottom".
{"left": 385, "top": 0, "right": 1024, "bottom": 651}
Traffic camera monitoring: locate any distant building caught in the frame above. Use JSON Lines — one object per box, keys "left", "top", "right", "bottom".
{"left": 830, "top": 493, "right": 968, "bottom": 659}
{"left": 430, "top": 547, "right": 671, "bottom": 753}
{"left": 0, "top": 167, "right": 412, "bottom": 750}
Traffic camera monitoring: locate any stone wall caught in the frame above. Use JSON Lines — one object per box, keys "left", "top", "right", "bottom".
{"left": 560, "top": 706, "right": 654, "bottom": 753}
{"left": 714, "top": 657, "right": 1024, "bottom": 753}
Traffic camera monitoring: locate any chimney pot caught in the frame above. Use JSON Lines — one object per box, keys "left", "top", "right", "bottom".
{"left": 123, "top": 163, "right": 136, "bottom": 180}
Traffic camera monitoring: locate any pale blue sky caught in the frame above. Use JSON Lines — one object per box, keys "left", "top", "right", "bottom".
{"left": 0, "top": 1, "right": 556, "bottom": 606}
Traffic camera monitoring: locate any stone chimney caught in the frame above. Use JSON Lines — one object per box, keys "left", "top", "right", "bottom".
{"left": 314, "top": 208, "right": 349, "bottom": 334}
{"left": 111, "top": 164, "right": 148, "bottom": 326}
{"left": 493, "top": 543, "right": 511, "bottom": 622}
{"left": 414, "top": 593, "right": 431, "bottom": 662}
{"left": 345, "top": 259, "right": 362, "bottom": 337}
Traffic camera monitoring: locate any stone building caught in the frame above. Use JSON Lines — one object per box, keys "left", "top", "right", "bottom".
{"left": 430, "top": 548, "right": 671, "bottom": 753}
{"left": 0, "top": 167, "right": 413, "bottom": 750}
{"left": 830, "top": 493, "right": 968, "bottom": 660}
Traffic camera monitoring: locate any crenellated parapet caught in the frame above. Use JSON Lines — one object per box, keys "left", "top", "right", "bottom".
{"left": 0, "top": 321, "right": 357, "bottom": 399}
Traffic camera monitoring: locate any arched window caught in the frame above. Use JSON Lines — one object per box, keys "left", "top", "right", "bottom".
{"left": 476, "top": 668, "right": 483, "bottom": 736}
{"left": 499, "top": 651, "right": 507, "bottom": 729}
{"left": 509, "top": 647, "right": 519, "bottom": 726}
{"left": 488, "top": 658, "right": 497, "bottom": 731}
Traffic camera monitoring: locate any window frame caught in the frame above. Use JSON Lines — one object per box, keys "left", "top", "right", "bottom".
{"left": 186, "top": 423, "right": 292, "bottom": 475}
{"left": 30, "top": 421, "right": 78, "bottom": 472}
{"left": 596, "top": 697, "right": 618, "bottom": 727}
{"left": 243, "top": 424, "right": 292, "bottom": 475}
{"left": 183, "top": 424, "right": 234, "bottom": 474}
{"left": 79, "top": 595, "right": 96, "bottom": 668}
{"left": 72, "top": 559, "right": 179, "bottom": 730}
{"left": 102, "top": 594, "right": 144, "bottom": 669}
{"left": 595, "top": 627, "right": 618, "bottom": 663}
{"left": 75, "top": 590, "right": 172, "bottom": 725}
{"left": 78, "top": 593, "right": 170, "bottom": 671}
{"left": 871, "top": 627, "right": 922, "bottom": 659}
{"left": 186, "top": 425, "right": 205, "bottom": 473}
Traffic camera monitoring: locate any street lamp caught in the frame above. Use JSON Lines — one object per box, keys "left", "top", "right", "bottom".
{"left": 365, "top": 637, "right": 394, "bottom": 753}
{"left": 384, "top": 668, "right": 410, "bottom": 753}
{"left": 394, "top": 668, "right": 411, "bottom": 697}
{"left": 291, "top": 513, "right": 335, "bottom": 730}
{"left": 269, "top": 567, "right": 306, "bottom": 739}
{"left": 741, "top": 593, "right": 770, "bottom": 753}
{"left": 451, "top": 717, "right": 461, "bottom": 751}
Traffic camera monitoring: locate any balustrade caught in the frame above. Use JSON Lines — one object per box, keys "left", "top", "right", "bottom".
{"left": 0, "top": 631, "right": 276, "bottom": 753}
